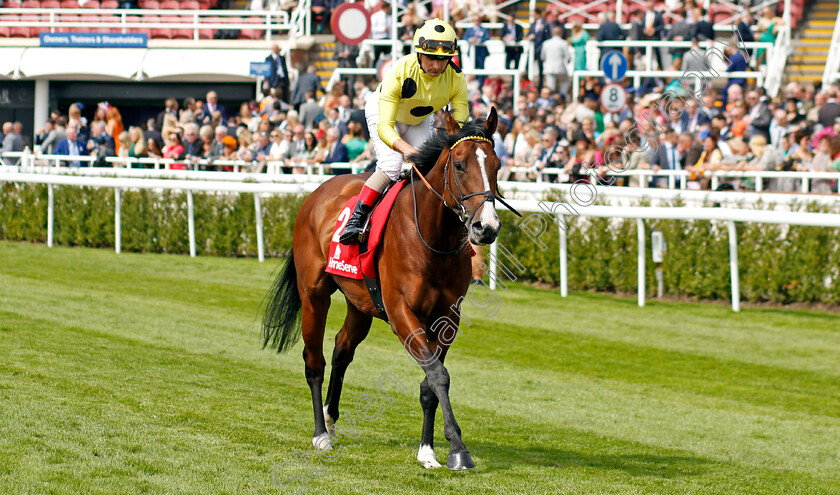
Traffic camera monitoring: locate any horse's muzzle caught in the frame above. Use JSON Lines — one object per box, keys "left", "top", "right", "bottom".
{"left": 470, "top": 221, "right": 499, "bottom": 245}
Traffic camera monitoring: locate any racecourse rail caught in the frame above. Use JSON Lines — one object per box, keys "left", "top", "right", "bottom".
{"left": 4, "top": 167, "right": 840, "bottom": 313}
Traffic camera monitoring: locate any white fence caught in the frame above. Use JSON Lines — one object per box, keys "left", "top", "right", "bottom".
{"left": 3, "top": 170, "right": 840, "bottom": 312}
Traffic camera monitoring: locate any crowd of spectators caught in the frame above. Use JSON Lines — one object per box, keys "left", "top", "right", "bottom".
{"left": 3, "top": 0, "right": 839, "bottom": 191}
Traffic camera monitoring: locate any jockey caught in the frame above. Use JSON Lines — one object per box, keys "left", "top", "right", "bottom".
{"left": 339, "top": 18, "right": 469, "bottom": 244}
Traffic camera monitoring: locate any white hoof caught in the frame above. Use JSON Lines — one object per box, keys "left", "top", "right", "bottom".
{"left": 312, "top": 433, "right": 332, "bottom": 451}
{"left": 323, "top": 406, "right": 336, "bottom": 435}
{"left": 417, "top": 444, "right": 442, "bottom": 469}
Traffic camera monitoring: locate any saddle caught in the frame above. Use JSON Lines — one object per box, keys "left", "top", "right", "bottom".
{"left": 325, "top": 179, "right": 407, "bottom": 321}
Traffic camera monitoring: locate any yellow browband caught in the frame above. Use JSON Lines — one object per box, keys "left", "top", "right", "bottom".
{"left": 450, "top": 136, "right": 493, "bottom": 150}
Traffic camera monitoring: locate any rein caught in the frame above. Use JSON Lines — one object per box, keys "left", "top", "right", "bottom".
{"left": 410, "top": 135, "right": 522, "bottom": 255}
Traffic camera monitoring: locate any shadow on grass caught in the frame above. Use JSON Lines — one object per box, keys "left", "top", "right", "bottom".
{"left": 469, "top": 440, "right": 713, "bottom": 479}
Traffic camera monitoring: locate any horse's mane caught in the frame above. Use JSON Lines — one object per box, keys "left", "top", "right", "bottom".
{"left": 408, "top": 118, "right": 495, "bottom": 177}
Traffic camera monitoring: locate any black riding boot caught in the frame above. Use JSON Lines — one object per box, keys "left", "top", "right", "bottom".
{"left": 339, "top": 200, "right": 373, "bottom": 245}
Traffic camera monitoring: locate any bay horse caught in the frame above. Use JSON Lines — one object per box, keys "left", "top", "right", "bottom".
{"left": 261, "top": 108, "right": 507, "bottom": 470}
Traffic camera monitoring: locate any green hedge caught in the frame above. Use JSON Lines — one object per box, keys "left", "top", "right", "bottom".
{"left": 3, "top": 182, "right": 840, "bottom": 305}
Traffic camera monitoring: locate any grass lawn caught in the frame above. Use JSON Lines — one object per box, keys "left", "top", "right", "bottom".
{"left": 1, "top": 241, "right": 839, "bottom": 494}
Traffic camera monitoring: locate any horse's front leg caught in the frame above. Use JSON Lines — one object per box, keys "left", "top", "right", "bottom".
{"left": 392, "top": 306, "right": 474, "bottom": 470}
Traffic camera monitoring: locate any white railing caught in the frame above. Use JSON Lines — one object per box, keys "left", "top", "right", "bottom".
{"left": 764, "top": 24, "right": 790, "bottom": 98}
{"left": 5, "top": 163, "right": 839, "bottom": 207}
{"left": 3, "top": 169, "right": 839, "bottom": 313}
{"left": 822, "top": 6, "right": 840, "bottom": 88}
{"left": 585, "top": 40, "right": 774, "bottom": 74}
{"left": 507, "top": 166, "right": 840, "bottom": 194}
{"left": 493, "top": 197, "right": 840, "bottom": 312}
{"left": 572, "top": 69, "right": 759, "bottom": 103}
{"left": 0, "top": 8, "right": 291, "bottom": 41}
{"left": 4, "top": 150, "right": 838, "bottom": 195}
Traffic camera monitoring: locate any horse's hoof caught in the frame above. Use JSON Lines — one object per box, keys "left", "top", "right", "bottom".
{"left": 417, "top": 445, "right": 442, "bottom": 469}
{"left": 312, "top": 433, "right": 332, "bottom": 451}
{"left": 446, "top": 451, "right": 475, "bottom": 470}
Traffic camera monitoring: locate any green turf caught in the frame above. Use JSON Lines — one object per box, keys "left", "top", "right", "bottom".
{"left": 1, "top": 241, "right": 839, "bottom": 494}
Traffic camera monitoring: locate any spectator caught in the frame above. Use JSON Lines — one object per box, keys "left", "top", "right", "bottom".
{"left": 746, "top": 90, "right": 773, "bottom": 141}
{"left": 116, "top": 131, "right": 131, "bottom": 164}
{"left": 162, "top": 131, "right": 184, "bottom": 159}
{"left": 269, "top": 128, "right": 291, "bottom": 163}
{"left": 818, "top": 91, "right": 840, "bottom": 129}
{"left": 299, "top": 90, "right": 323, "bottom": 130}
{"left": 266, "top": 43, "right": 291, "bottom": 102}
{"left": 291, "top": 65, "right": 325, "bottom": 109}
{"left": 54, "top": 125, "right": 86, "bottom": 167}
{"left": 678, "top": 132, "right": 703, "bottom": 170}
{"left": 569, "top": 20, "right": 590, "bottom": 72}
{"left": 744, "top": 134, "right": 780, "bottom": 171}
{"left": 755, "top": 6, "right": 782, "bottom": 66}
{"left": 533, "top": 126, "right": 562, "bottom": 178}
{"left": 144, "top": 118, "right": 163, "bottom": 148}
{"left": 36, "top": 118, "right": 66, "bottom": 155}
{"left": 667, "top": 9, "right": 692, "bottom": 69}
{"left": 180, "top": 97, "right": 197, "bottom": 125}
{"left": 369, "top": 3, "right": 392, "bottom": 68}
{"left": 463, "top": 16, "right": 490, "bottom": 86}
{"left": 156, "top": 97, "right": 179, "bottom": 131}
{"left": 597, "top": 10, "right": 625, "bottom": 44}
{"left": 690, "top": 7, "right": 714, "bottom": 42}
{"left": 564, "top": 131, "right": 601, "bottom": 183}
{"left": 86, "top": 121, "right": 116, "bottom": 167}
{"left": 678, "top": 100, "right": 711, "bottom": 134}
{"left": 202, "top": 91, "right": 227, "bottom": 123}
{"left": 335, "top": 40, "right": 360, "bottom": 97}
{"left": 239, "top": 102, "right": 257, "bottom": 130}
{"left": 106, "top": 106, "right": 123, "bottom": 155}
{"left": 181, "top": 123, "right": 203, "bottom": 160}
{"left": 541, "top": 26, "right": 572, "bottom": 97}
{"left": 769, "top": 109, "right": 792, "bottom": 148}
{"left": 207, "top": 125, "right": 228, "bottom": 164}
{"left": 127, "top": 126, "right": 147, "bottom": 160}
{"left": 321, "top": 127, "right": 349, "bottom": 172}
{"left": 641, "top": 0, "right": 665, "bottom": 69}
{"left": 252, "top": 130, "right": 272, "bottom": 162}
{"left": 527, "top": 12, "right": 552, "bottom": 89}
{"left": 342, "top": 120, "right": 368, "bottom": 162}
{"left": 1, "top": 122, "right": 23, "bottom": 153}
{"left": 501, "top": 16, "right": 524, "bottom": 71}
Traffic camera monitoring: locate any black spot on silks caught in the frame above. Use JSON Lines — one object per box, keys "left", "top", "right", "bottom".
{"left": 410, "top": 106, "right": 434, "bottom": 117}
{"left": 402, "top": 78, "right": 418, "bottom": 99}
{"left": 434, "top": 25, "right": 445, "bottom": 33}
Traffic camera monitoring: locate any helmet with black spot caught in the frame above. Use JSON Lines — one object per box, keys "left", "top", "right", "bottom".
{"left": 413, "top": 18, "right": 458, "bottom": 57}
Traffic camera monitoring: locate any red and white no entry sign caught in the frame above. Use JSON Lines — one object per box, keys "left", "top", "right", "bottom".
{"left": 331, "top": 3, "right": 371, "bottom": 46}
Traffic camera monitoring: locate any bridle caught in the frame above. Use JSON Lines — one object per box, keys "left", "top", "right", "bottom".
{"left": 410, "top": 135, "right": 522, "bottom": 255}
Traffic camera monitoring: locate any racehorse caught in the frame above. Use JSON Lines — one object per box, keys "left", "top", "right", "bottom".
{"left": 261, "top": 108, "right": 511, "bottom": 470}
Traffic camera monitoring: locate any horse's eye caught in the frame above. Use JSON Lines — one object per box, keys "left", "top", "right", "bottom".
{"left": 454, "top": 161, "right": 465, "bottom": 172}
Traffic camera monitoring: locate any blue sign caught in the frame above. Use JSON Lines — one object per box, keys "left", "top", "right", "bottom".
{"left": 601, "top": 50, "right": 628, "bottom": 81}
{"left": 40, "top": 32, "right": 148, "bottom": 48}
{"left": 250, "top": 62, "right": 272, "bottom": 78}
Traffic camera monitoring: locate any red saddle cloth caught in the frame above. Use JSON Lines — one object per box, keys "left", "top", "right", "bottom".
{"left": 325, "top": 180, "right": 407, "bottom": 280}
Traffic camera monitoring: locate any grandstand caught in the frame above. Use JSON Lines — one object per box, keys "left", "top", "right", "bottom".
{"left": 1, "top": 0, "right": 839, "bottom": 193}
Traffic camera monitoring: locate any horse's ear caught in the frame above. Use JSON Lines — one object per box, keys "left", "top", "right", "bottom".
{"left": 444, "top": 110, "right": 460, "bottom": 135}
{"left": 485, "top": 106, "right": 498, "bottom": 134}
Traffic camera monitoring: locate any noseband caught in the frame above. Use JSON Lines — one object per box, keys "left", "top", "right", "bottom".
{"left": 411, "top": 135, "right": 522, "bottom": 255}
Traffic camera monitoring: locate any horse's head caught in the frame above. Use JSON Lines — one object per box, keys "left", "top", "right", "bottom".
{"left": 443, "top": 107, "right": 502, "bottom": 245}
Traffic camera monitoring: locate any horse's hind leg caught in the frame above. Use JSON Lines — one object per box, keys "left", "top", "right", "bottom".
{"left": 323, "top": 300, "right": 372, "bottom": 433}
{"left": 301, "top": 292, "right": 333, "bottom": 451}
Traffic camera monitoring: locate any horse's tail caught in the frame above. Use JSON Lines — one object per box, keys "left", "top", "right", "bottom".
{"left": 261, "top": 251, "right": 302, "bottom": 353}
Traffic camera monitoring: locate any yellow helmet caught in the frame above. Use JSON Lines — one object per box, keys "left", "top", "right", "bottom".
{"left": 413, "top": 19, "right": 458, "bottom": 57}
